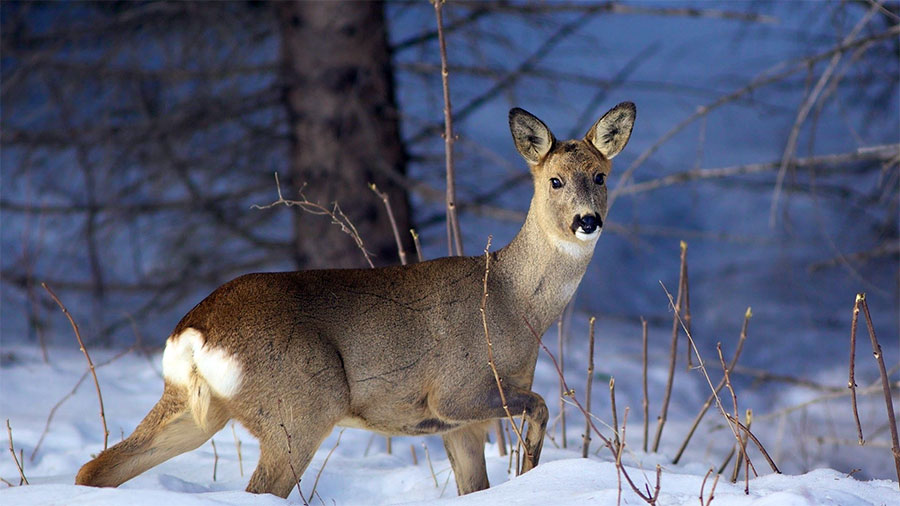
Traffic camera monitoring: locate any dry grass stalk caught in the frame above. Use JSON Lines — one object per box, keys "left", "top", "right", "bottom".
{"left": 641, "top": 317, "right": 649, "bottom": 453}
{"left": 479, "top": 236, "right": 528, "bottom": 467}
{"left": 653, "top": 241, "right": 687, "bottom": 452}
{"left": 231, "top": 423, "right": 243, "bottom": 477}
{"left": 848, "top": 294, "right": 865, "bottom": 444}
{"left": 6, "top": 420, "right": 28, "bottom": 485}
{"left": 210, "top": 439, "right": 218, "bottom": 482}
{"left": 433, "top": 0, "right": 463, "bottom": 257}
{"left": 582, "top": 316, "right": 596, "bottom": 458}
{"left": 683, "top": 250, "right": 693, "bottom": 370}
{"left": 368, "top": 183, "right": 408, "bottom": 266}
{"left": 386, "top": 436, "right": 392, "bottom": 456}
{"left": 558, "top": 317, "right": 567, "bottom": 449}
{"left": 729, "top": 410, "right": 752, "bottom": 486}
{"left": 41, "top": 282, "right": 109, "bottom": 450}
{"left": 700, "top": 468, "right": 719, "bottom": 506}
{"left": 724, "top": 413, "right": 779, "bottom": 475}
{"left": 422, "top": 442, "right": 439, "bottom": 488}
{"left": 310, "top": 428, "right": 344, "bottom": 501}
{"left": 856, "top": 293, "right": 900, "bottom": 486}
{"left": 410, "top": 229, "right": 425, "bottom": 263}
{"left": 717, "top": 343, "right": 754, "bottom": 486}
{"left": 410, "top": 444, "right": 418, "bottom": 465}
{"left": 610, "top": 378, "right": 620, "bottom": 453}
{"left": 673, "top": 308, "right": 751, "bottom": 464}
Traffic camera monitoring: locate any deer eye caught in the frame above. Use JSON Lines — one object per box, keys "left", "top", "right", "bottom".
{"left": 593, "top": 173, "right": 606, "bottom": 185}
{"left": 550, "top": 177, "right": 563, "bottom": 189}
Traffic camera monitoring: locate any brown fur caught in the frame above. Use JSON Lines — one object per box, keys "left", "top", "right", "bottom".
{"left": 75, "top": 103, "right": 636, "bottom": 497}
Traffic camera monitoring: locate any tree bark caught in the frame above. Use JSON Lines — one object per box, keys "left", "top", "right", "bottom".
{"left": 277, "top": 0, "right": 412, "bottom": 269}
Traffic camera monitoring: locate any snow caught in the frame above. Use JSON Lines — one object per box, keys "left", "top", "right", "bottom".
{"left": 1, "top": 336, "right": 898, "bottom": 506}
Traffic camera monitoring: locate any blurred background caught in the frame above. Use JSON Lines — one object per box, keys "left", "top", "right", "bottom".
{"left": 1, "top": 0, "right": 897, "bottom": 437}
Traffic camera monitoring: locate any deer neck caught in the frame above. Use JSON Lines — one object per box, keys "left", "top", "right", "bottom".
{"left": 494, "top": 196, "right": 597, "bottom": 332}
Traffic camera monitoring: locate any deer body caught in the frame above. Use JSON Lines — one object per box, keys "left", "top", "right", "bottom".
{"left": 75, "top": 103, "right": 636, "bottom": 498}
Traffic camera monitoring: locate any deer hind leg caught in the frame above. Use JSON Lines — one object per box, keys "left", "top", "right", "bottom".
{"left": 442, "top": 422, "right": 491, "bottom": 495}
{"left": 75, "top": 383, "right": 229, "bottom": 488}
{"left": 235, "top": 343, "right": 350, "bottom": 498}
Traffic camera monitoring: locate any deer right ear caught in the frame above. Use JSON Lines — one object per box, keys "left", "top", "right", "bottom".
{"left": 509, "top": 108, "right": 554, "bottom": 164}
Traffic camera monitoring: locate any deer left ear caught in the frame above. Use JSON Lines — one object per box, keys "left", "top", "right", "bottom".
{"left": 586, "top": 102, "right": 636, "bottom": 160}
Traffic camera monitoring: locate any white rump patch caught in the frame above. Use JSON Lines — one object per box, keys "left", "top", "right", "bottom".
{"left": 162, "top": 328, "right": 243, "bottom": 399}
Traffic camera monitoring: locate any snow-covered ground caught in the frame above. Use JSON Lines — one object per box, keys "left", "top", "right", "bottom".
{"left": 1, "top": 319, "right": 897, "bottom": 505}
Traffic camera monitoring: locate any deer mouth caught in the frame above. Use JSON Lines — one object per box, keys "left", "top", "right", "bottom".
{"left": 571, "top": 213, "right": 602, "bottom": 240}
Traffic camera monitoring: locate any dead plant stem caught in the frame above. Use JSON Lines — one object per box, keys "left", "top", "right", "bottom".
{"left": 6, "top": 420, "right": 27, "bottom": 485}
{"left": 857, "top": 293, "right": 900, "bottom": 485}
{"left": 582, "top": 316, "right": 596, "bottom": 458}
{"left": 673, "top": 307, "right": 751, "bottom": 464}
{"left": 652, "top": 241, "right": 687, "bottom": 452}
{"left": 42, "top": 282, "right": 108, "bottom": 450}
{"left": 849, "top": 294, "right": 865, "bottom": 444}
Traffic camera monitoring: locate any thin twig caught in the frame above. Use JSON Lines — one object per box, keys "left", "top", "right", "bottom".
{"left": 652, "top": 241, "right": 687, "bottom": 452}
{"left": 770, "top": 3, "right": 880, "bottom": 226}
{"left": 672, "top": 307, "right": 751, "bottom": 464}
{"left": 641, "top": 317, "right": 649, "bottom": 453}
{"left": 717, "top": 343, "right": 756, "bottom": 485}
{"left": 422, "top": 442, "right": 439, "bottom": 488}
{"left": 610, "top": 378, "right": 620, "bottom": 453}
{"left": 432, "top": 0, "right": 463, "bottom": 257}
{"left": 253, "top": 173, "right": 374, "bottom": 268}
{"left": 369, "top": 183, "right": 407, "bottom": 266}
{"left": 410, "top": 444, "right": 418, "bottom": 465}
{"left": 231, "top": 422, "right": 243, "bottom": 477}
{"left": 558, "top": 317, "right": 567, "bottom": 449}
{"left": 210, "top": 439, "right": 218, "bottom": 482}
{"left": 857, "top": 294, "right": 900, "bottom": 486}
{"left": 42, "top": 282, "right": 108, "bottom": 450}
{"left": 582, "top": 316, "right": 596, "bottom": 458}
{"left": 608, "top": 26, "right": 900, "bottom": 212}
{"left": 615, "top": 145, "right": 898, "bottom": 196}
{"left": 277, "top": 400, "right": 309, "bottom": 506}
{"left": 31, "top": 344, "right": 132, "bottom": 461}
{"left": 724, "top": 413, "right": 780, "bottom": 475}
{"left": 480, "top": 236, "right": 527, "bottom": 465}
{"left": 849, "top": 294, "right": 865, "bottom": 445}
{"left": 310, "top": 428, "right": 344, "bottom": 500}
{"left": 6, "top": 420, "right": 27, "bottom": 485}
{"left": 410, "top": 229, "right": 425, "bottom": 263}
{"left": 615, "top": 407, "right": 630, "bottom": 506}
{"left": 659, "top": 283, "right": 764, "bottom": 474}
{"left": 523, "top": 316, "right": 661, "bottom": 504}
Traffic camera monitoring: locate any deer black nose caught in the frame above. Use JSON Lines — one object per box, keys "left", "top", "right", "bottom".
{"left": 576, "top": 214, "right": 601, "bottom": 234}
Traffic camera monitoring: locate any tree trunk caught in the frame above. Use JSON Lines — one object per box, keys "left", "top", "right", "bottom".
{"left": 277, "top": 0, "right": 412, "bottom": 269}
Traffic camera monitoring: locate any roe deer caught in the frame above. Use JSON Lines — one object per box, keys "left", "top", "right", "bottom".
{"left": 75, "top": 102, "right": 636, "bottom": 497}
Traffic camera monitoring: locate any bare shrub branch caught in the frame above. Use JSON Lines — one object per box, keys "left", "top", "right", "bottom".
{"left": 42, "top": 282, "right": 108, "bottom": 450}
{"left": 6, "top": 420, "right": 28, "bottom": 485}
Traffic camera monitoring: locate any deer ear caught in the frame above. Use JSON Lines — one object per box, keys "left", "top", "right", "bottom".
{"left": 586, "top": 102, "right": 636, "bottom": 160}
{"left": 509, "top": 108, "right": 555, "bottom": 164}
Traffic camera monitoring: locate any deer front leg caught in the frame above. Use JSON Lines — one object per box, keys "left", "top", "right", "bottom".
{"left": 434, "top": 383, "right": 548, "bottom": 484}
